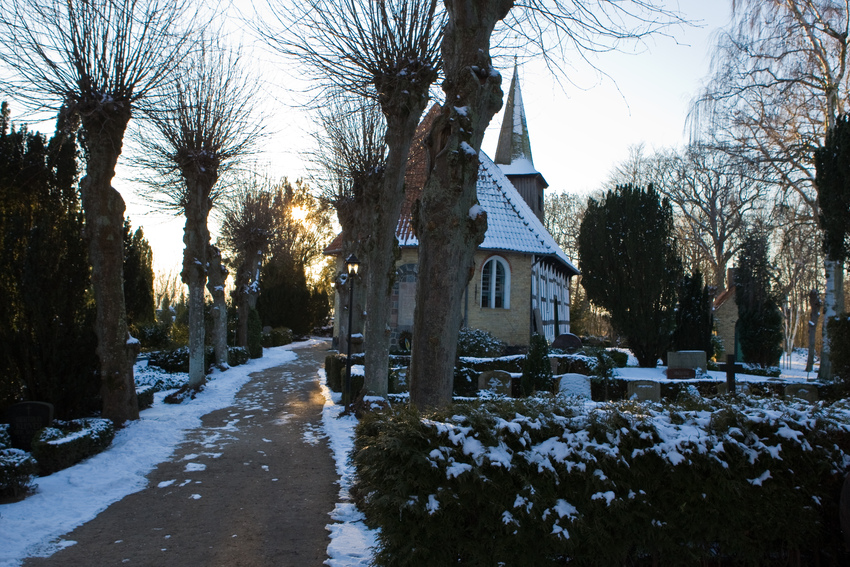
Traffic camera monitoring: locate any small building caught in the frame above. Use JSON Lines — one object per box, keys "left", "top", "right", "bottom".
{"left": 327, "top": 65, "right": 579, "bottom": 351}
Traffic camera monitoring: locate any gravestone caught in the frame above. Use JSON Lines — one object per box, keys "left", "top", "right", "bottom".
{"left": 478, "top": 370, "right": 513, "bottom": 396}
{"left": 556, "top": 373, "right": 591, "bottom": 399}
{"left": 626, "top": 380, "right": 660, "bottom": 402}
{"left": 667, "top": 350, "right": 708, "bottom": 373}
{"left": 551, "top": 333, "right": 582, "bottom": 352}
{"left": 5, "top": 401, "right": 54, "bottom": 451}
{"left": 717, "top": 382, "right": 751, "bottom": 395}
{"left": 666, "top": 367, "right": 697, "bottom": 380}
{"left": 785, "top": 383, "right": 819, "bottom": 403}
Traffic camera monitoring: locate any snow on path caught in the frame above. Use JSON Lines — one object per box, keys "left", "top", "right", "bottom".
{"left": 0, "top": 340, "right": 324, "bottom": 567}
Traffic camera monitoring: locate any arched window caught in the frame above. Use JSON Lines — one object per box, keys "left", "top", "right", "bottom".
{"left": 480, "top": 256, "right": 510, "bottom": 309}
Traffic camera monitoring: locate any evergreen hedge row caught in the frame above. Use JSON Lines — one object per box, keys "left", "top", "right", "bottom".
{"left": 353, "top": 395, "right": 850, "bottom": 566}
{"left": 828, "top": 315, "right": 850, "bottom": 387}
{"left": 0, "top": 424, "right": 37, "bottom": 499}
{"left": 31, "top": 418, "right": 114, "bottom": 476}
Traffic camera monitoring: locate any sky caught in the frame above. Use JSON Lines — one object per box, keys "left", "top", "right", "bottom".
{"left": 0, "top": 340, "right": 817, "bottom": 567}
{"left": 3, "top": 0, "right": 734, "bottom": 276}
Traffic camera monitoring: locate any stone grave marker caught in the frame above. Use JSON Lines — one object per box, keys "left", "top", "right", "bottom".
{"left": 5, "top": 401, "right": 54, "bottom": 451}
{"left": 551, "top": 333, "right": 582, "bottom": 352}
{"left": 556, "top": 374, "right": 591, "bottom": 399}
{"left": 478, "top": 370, "right": 513, "bottom": 396}
{"left": 667, "top": 350, "right": 708, "bottom": 373}
{"left": 785, "top": 383, "right": 819, "bottom": 403}
{"left": 666, "top": 367, "right": 697, "bottom": 380}
{"left": 626, "top": 380, "right": 660, "bottom": 402}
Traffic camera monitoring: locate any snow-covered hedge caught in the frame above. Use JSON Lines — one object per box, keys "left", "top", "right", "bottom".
{"left": 354, "top": 394, "right": 850, "bottom": 565}
{"left": 0, "top": 424, "right": 37, "bottom": 499}
{"left": 31, "top": 418, "right": 114, "bottom": 475}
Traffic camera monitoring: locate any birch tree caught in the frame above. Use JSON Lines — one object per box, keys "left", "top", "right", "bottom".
{"left": 0, "top": 0, "right": 193, "bottom": 424}
{"left": 136, "top": 43, "right": 261, "bottom": 387}
{"left": 690, "top": 0, "right": 849, "bottom": 379}
{"left": 261, "top": 0, "right": 443, "bottom": 398}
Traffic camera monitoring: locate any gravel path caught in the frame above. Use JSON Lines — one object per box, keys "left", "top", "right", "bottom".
{"left": 23, "top": 343, "right": 338, "bottom": 567}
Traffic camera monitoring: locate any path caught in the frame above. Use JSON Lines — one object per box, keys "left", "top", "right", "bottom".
{"left": 23, "top": 343, "right": 337, "bottom": 567}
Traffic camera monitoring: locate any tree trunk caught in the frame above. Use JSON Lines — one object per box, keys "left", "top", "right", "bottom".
{"left": 181, "top": 186, "right": 212, "bottom": 388}
{"left": 819, "top": 259, "right": 844, "bottom": 380}
{"left": 206, "top": 244, "right": 229, "bottom": 369}
{"left": 408, "top": 0, "right": 512, "bottom": 408}
{"left": 234, "top": 246, "right": 263, "bottom": 348}
{"left": 78, "top": 109, "right": 139, "bottom": 425}
{"left": 806, "top": 289, "right": 821, "bottom": 373}
{"left": 362, "top": 110, "right": 430, "bottom": 397}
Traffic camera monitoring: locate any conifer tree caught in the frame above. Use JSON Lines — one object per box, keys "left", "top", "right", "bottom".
{"left": 672, "top": 270, "right": 714, "bottom": 355}
{"left": 578, "top": 184, "right": 682, "bottom": 367}
{"left": 123, "top": 219, "right": 156, "bottom": 330}
{"left": 735, "top": 228, "right": 783, "bottom": 367}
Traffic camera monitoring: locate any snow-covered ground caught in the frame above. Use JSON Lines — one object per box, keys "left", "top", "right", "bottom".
{"left": 0, "top": 346, "right": 825, "bottom": 566}
{"left": 0, "top": 338, "right": 376, "bottom": 567}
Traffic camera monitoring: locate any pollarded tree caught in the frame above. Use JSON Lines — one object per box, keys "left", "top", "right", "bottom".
{"left": 219, "top": 174, "right": 277, "bottom": 351}
{"left": 136, "top": 42, "right": 262, "bottom": 387}
{"left": 408, "top": 0, "right": 683, "bottom": 407}
{"left": 735, "top": 227, "right": 783, "bottom": 368}
{"left": 262, "top": 0, "right": 443, "bottom": 398}
{"left": 578, "top": 184, "right": 682, "bottom": 367}
{"left": 0, "top": 0, "right": 194, "bottom": 424}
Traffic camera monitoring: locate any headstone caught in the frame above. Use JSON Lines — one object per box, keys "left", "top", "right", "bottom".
{"left": 551, "top": 333, "right": 582, "bottom": 352}
{"left": 478, "top": 370, "right": 513, "bottom": 396}
{"left": 717, "top": 382, "right": 750, "bottom": 395}
{"left": 666, "top": 367, "right": 696, "bottom": 380}
{"left": 785, "top": 383, "right": 819, "bottom": 403}
{"left": 626, "top": 380, "right": 660, "bottom": 402}
{"left": 667, "top": 350, "right": 708, "bottom": 373}
{"left": 556, "top": 373, "right": 591, "bottom": 399}
{"left": 549, "top": 358, "right": 560, "bottom": 375}
{"left": 5, "top": 401, "right": 54, "bottom": 451}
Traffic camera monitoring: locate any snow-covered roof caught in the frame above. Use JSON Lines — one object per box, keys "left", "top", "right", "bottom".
{"left": 397, "top": 151, "right": 579, "bottom": 276}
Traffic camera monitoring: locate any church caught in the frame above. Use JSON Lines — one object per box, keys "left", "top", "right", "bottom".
{"left": 329, "top": 65, "right": 578, "bottom": 351}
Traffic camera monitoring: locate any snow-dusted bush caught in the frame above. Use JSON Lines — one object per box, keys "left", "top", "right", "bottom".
{"left": 31, "top": 418, "right": 114, "bottom": 476}
{"left": 456, "top": 328, "right": 505, "bottom": 358}
{"left": 0, "top": 423, "right": 37, "bottom": 499}
{"left": 261, "top": 327, "right": 293, "bottom": 348}
{"left": 227, "top": 346, "right": 250, "bottom": 367}
{"left": 354, "top": 397, "right": 850, "bottom": 565}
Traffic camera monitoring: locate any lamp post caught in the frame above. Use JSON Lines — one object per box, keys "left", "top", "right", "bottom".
{"left": 343, "top": 254, "right": 360, "bottom": 406}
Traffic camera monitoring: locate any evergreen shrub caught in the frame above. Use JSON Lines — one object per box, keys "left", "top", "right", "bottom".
{"left": 31, "top": 418, "right": 114, "bottom": 476}
{"left": 0, "top": 424, "right": 37, "bottom": 499}
{"left": 354, "top": 397, "right": 850, "bottom": 566}
{"left": 456, "top": 328, "right": 505, "bottom": 358}
{"left": 228, "top": 346, "right": 250, "bottom": 367}
{"left": 521, "top": 333, "right": 553, "bottom": 395}
{"left": 248, "top": 308, "right": 263, "bottom": 359}
{"left": 261, "top": 326, "right": 293, "bottom": 348}
{"left": 148, "top": 346, "right": 214, "bottom": 373}
{"left": 135, "top": 385, "right": 155, "bottom": 410}
{"left": 828, "top": 315, "right": 850, "bottom": 386}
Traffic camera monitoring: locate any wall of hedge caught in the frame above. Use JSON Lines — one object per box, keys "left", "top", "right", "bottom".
{"left": 353, "top": 395, "right": 850, "bottom": 566}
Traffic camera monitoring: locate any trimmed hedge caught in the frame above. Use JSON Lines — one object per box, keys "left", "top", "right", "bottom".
{"left": 261, "top": 327, "right": 293, "bottom": 348}
{"left": 136, "top": 384, "right": 156, "bottom": 410}
{"left": 353, "top": 396, "right": 850, "bottom": 566}
{"left": 228, "top": 346, "right": 250, "bottom": 367}
{"left": 31, "top": 418, "right": 115, "bottom": 476}
{"left": 0, "top": 424, "right": 37, "bottom": 499}
{"left": 457, "top": 328, "right": 505, "bottom": 358}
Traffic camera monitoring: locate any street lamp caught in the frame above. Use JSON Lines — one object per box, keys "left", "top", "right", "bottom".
{"left": 343, "top": 254, "right": 360, "bottom": 406}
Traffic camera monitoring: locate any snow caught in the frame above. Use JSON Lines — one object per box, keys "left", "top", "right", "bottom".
{"left": 0, "top": 339, "right": 375, "bottom": 567}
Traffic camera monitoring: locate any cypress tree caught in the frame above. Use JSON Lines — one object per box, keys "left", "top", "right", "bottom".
{"left": 735, "top": 228, "right": 783, "bottom": 367}
{"left": 577, "top": 184, "right": 682, "bottom": 367}
{"left": 0, "top": 106, "right": 99, "bottom": 418}
{"left": 123, "top": 219, "right": 156, "bottom": 329}
{"left": 814, "top": 114, "right": 850, "bottom": 263}
{"left": 672, "top": 270, "right": 714, "bottom": 355}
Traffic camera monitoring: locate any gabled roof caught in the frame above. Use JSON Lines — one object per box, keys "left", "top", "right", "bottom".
{"left": 396, "top": 149, "right": 578, "bottom": 276}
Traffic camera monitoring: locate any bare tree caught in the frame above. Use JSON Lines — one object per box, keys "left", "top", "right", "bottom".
{"left": 690, "top": 0, "right": 849, "bottom": 379}
{"left": 261, "top": 0, "right": 443, "bottom": 398}
{"left": 310, "top": 96, "right": 387, "bottom": 357}
{"left": 408, "top": 0, "right": 684, "bottom": 407}
{"left": 218, "top": 175, "right": 277, "bottom": 350}
{"left": 136, "top": 41, "right": 261, "bottom": 387}
{"left": 0, "top": 0, "right": 193, "bottom": 424}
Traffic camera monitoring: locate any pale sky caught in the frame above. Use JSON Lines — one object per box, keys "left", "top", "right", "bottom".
{"left": 6, "top": 0, "right": 734, "bottom": 276}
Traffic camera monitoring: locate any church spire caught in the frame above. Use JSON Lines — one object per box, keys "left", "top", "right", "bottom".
{"left": 494, "top": 61, "right": 536, "bottom": 171}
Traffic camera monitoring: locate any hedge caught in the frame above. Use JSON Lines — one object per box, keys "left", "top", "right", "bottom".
{"left": 31, "top": 418, "right": 115, "bottom": 476}
{"left": 353, "top": 395, "right": 850, "bottom": 566}
{"left": 0, "top": 424, "right": 37, "bottom": 499}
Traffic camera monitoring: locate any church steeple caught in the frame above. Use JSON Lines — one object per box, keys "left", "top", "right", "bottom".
{"left": 494, "top": 61, "right": 548, "bottom": 222}
{"left": 495, "top": 62, "right": 536, "bottom": 169}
